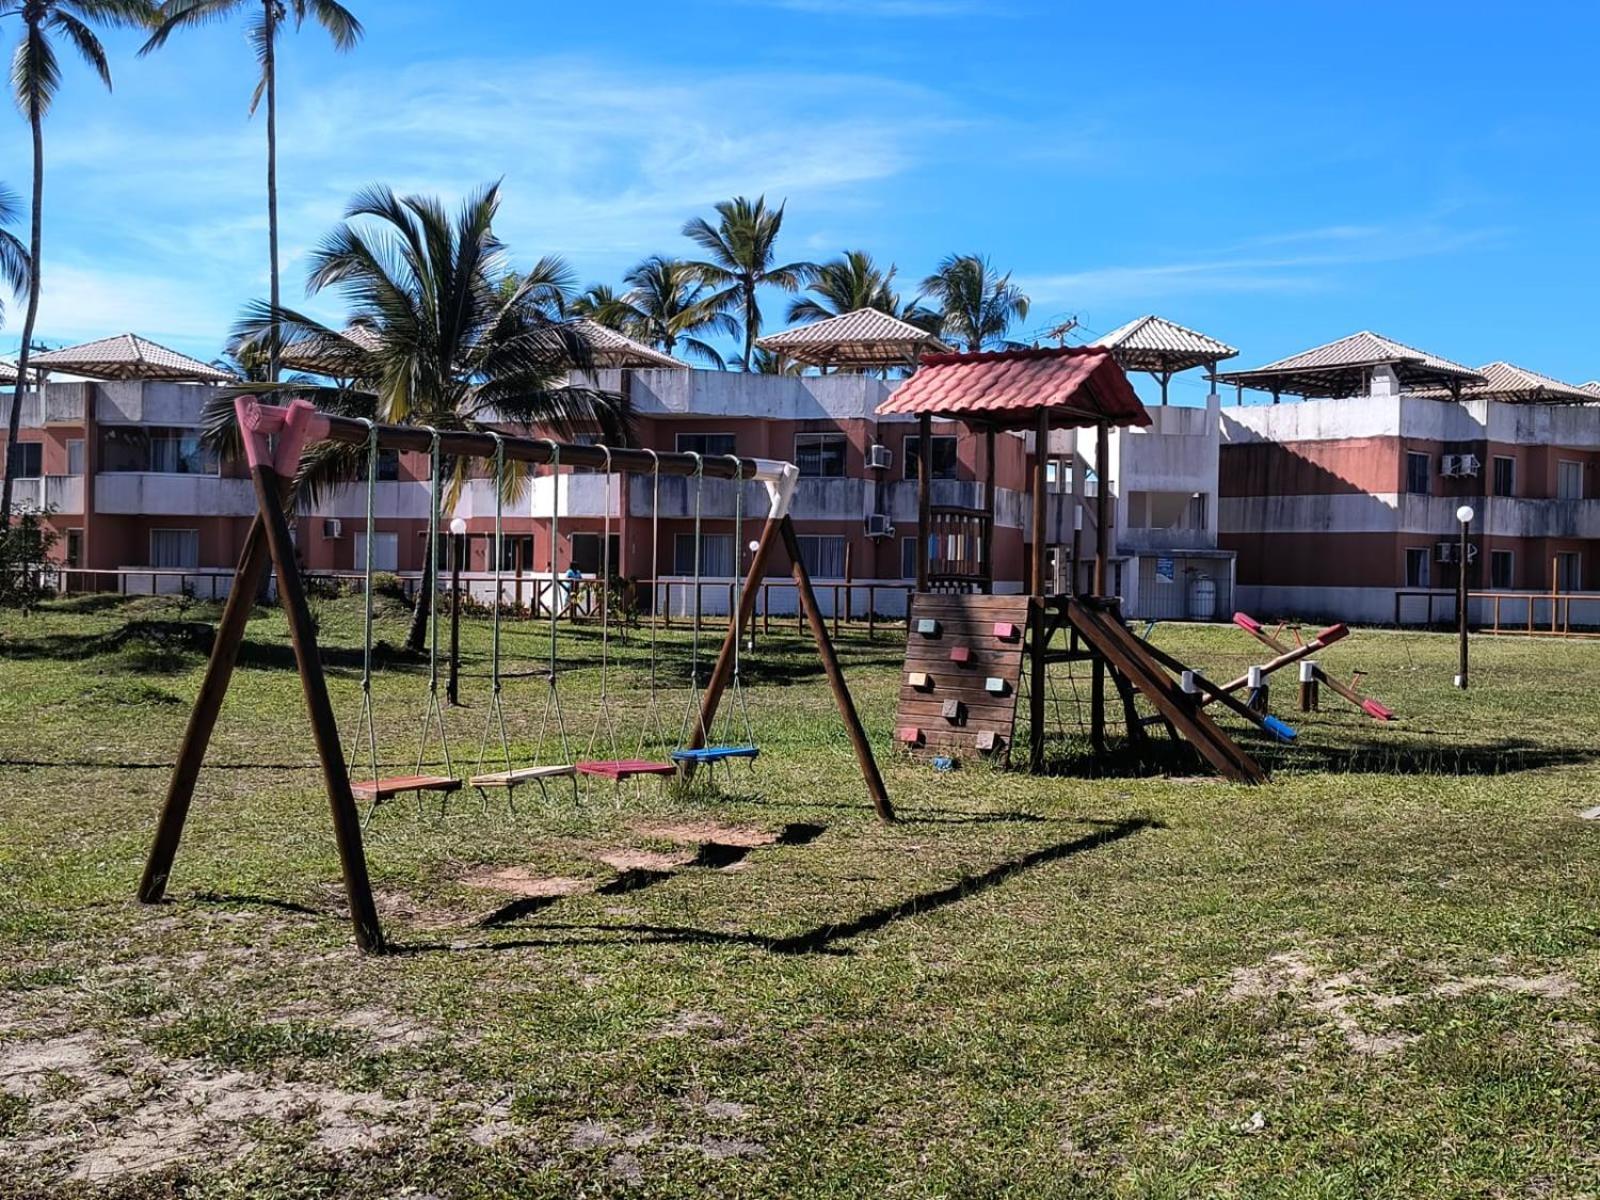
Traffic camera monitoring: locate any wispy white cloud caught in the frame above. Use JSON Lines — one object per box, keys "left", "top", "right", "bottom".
{"left": 1018, "top": 220, "right": 1505, "bottom": 308}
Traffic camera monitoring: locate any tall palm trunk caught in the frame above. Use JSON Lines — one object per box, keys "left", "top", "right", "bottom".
{"left": 406, "top": 533, "right": 434, "bottom": 652}
{"left": 264, "top": 0, "right": 280, "bottom": 383}
{"left": 2, "top": 101, "right": 43, "bottom": 525}
{"left": 742, "top": 277, "right": 756, "bottom": 370}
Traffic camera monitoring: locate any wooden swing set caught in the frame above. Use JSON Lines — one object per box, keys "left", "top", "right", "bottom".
{"left": 137, "top": 397, "right": 893, "bottom": 953}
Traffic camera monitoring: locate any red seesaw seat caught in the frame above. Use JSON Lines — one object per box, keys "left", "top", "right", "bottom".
{"left": 350, "top": 774, "right": 462, "bottom": 801}
{"left": 576, "top": 759, "right": 678, "bottom": 781}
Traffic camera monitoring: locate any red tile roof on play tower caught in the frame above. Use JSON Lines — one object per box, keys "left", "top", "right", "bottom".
{"left": 876, "top": 345, "right": 1151, "bottom": 429}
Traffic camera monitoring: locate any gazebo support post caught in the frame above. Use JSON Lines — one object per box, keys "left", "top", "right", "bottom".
{"left": 982, "top": 424, "right": 997, "bottom": 594}
{"left": 1029, "top": 406, "right": 1049, "bottom": 770}
{"left": 1092, "top": 420, "right": 1111, "bottom": 753}
{"left": 916, "top": 412, "right": 931, "bottom": 592}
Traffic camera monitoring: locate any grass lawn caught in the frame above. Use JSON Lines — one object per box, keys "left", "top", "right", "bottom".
{"left": 2, "top": 591, "right": 1600, "bottom": 1197}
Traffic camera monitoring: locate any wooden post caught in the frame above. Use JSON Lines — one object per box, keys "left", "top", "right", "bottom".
{"left": 781, "top": 516, "right": 895, "bottom": 822}
{"left": 982, "top": 424, "right": 997, "bottom": 594}
{"left": 1029, "top": 407, "right": 1049, "bottom": 771}
{"left": 1091, "top": 421, "right": 1111, "bottom": 754}
{"left": 844, "top": 539, "right": 854, "bottom": 624}
{"left": 139, "top": 515, "right": 275, "bottom": 904}
{"left": 916, "top": 412, "right": 931, "bottom": 592}
{"left": 251, "top": 464, "right": 386, "bottom": 953}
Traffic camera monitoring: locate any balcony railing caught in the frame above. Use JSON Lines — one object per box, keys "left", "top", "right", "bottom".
{"left": 0, "top": 384, "right": 88, "bottom": 428}
{"left": 94, "top": 473, "right": 257, "bottom": 517}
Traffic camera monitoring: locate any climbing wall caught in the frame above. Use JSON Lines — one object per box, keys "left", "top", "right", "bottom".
{"left": 894, "top": 593, "right": 1032, "bottom": 763}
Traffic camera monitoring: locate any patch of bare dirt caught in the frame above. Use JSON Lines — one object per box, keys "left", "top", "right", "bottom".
{"left": 0, "top": 1031, "right": 415, "bottom": 1182}
{"left": 632, "top": 820, "right": 778, "bottom": 848}
{"left": 654, "top": 1010, "right": 725, "bottom": 1039}
{"left": 460, "top": 867, "right": 591, "bottom": 899}
{"left": 332, "top": 1006, "right": 438, "bottom": 1049}
{"left": 1227, "top": 950, "right": 1415, "bottom": 1057}
{"left": 1433, "top": 972, "right": 1578, "bottom": 1000}
{"left": 596, "top": 849, "right": 695, "bottom": 872}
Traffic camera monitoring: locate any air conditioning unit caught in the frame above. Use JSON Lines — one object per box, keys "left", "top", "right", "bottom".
{"left": 1455, "top": 453, "right": 1480, "bottom": 477}
{"left": 865, "top": 513, "right": 894, "bottom": 538}
{"left": 1440, "top": 455, "right": 1461, "bottom": 477}
{"left": 1436, "top": 541, "right": 1457, "bottom": 563}
{"left": 322, "top": 518, "right": 344, "bottom": 539}
{"left": 867, "top": 444, "right": 893, "bottom": 470}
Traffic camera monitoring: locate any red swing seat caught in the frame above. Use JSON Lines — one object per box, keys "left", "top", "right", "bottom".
{"left": 576, "top": 759, "right": 678, "bottom": 781}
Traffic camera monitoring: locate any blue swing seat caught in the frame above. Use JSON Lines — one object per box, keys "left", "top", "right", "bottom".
{"left": 671, "top": 745, "right": 761, "bottom": 764}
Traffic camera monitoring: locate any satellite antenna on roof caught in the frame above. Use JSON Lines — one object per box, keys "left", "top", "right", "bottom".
{"left": 1045, "top": 315, "right": 1081, "bottom": 345}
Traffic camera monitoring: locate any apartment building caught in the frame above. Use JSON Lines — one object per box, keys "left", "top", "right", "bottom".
{"left": 1218, "top": 333, "right": 1600, "bottom": 623}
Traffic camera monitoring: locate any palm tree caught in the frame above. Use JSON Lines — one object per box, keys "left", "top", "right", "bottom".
{"left": 3, "top": 0, "right": 155, "bottom": 525}
{"left": 218, "top": 182, "right": 630, "bottom": 650}
{"left": 496, "top": 255, "right": 576, "bottom": 320}
{"left": 569, "top": 283, "right": 632, "bottom": 331}
{"left": 682, "top": 196, "right": 814, "bottom": 371}
{"left": 619, "top": 255, "right": 735, "bottom": 369}
{"left": 0, "top": 184, "right": 30, "bottom": 330}
{"left": 919, "top": 254, "right": 1031, "bottom": 353}
{"left": 141, "top": 0, "right": 363, "bottom": 383}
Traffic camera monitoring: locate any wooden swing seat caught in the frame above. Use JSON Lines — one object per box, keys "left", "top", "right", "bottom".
{"left": 576, "top": 759, "right": 678, "bottom": 781}
{"left": 350, "top": 774, "right": 462, "bottom": 801}
{"left": 469, "top": 763, "right": 577, "bottom": 789}
{"left": 671, "top": 745, "right": 760, "bottom": 764}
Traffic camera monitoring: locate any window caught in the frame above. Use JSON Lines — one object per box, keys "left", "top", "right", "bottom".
{"left": 795, "top": 433, "right": 848, "bottom": 478}
{"left": 795, "top": 534, "right": 847, "bottom": 578}
{"left": 65, "top": 529, "right": 83, "bottom": 569}
{"left": 676, "top": 432, "right": 737, "bottom": 459}
{"left": 1126, "top": 490, "right": 1206, "bottom": 531}
{"left": 1405, "top": 452, "right": 1430, "bottom": 495}
{"left": 674, "top": 533, "right": 734, "bottom": 577}
{"left": 569, "top": 533, "right": 621, "bottom": 575}
{"left": 1045, "top": 460, "right": 1072, "bottom": 494}
{"left": 354, "top": 531, "right": 399, "bottom": 572}
{"left": 1404, "top": 547, "right": 1430, "bottom": 589}
{"left": 1490, "top": 550, "right": 1514, "bottom": 590}
{"left": 1558, "top": 460, "right": 1584, "bottom": 500}
{"left": 66, "top": 438, "right": 85, "bottom": 476}
{"left": 376, "top": 449, "right": 400, "bottom": 482}
{"left": 904, "top": 435, "right": 958, "bottom": 480}
{"left": 100, "top": 426, "right": 219, "bottom": 474}
{"left": 498, "top": 535, "right": 534, "bottom": 572}
{"left": 1492, "top": 455, "right": 1515, "bottom": 497}
{"left": 150, "top": 529, "right": 199, "bottom": 569}
{"left": 1558, "top": 552, "right": 1583, "bottom": 593}
{"left": 8, "top": 441, "right": 41, "bottom": 479}
{"left": 901, "top": 536, "right": 917, "bottom": 581}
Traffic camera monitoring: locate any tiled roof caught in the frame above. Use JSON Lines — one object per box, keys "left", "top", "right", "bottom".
{"left": 29, "top": 333, "right": 235, "bottom": 383}
{"left": 1215, "top": 330, "right": 1484, "bottom": 398}
{"left": 756, "top": 307, "right": 951, "bottom": 367}
{"left": 0, "top": 359, "right": 14, "bottom": 385}
{"left": 566, "top": 318, "right": 686, "bottom": 369}
{"left": 1092, "top": 314, "right": 1237, "bottom": 373}
{"left": 876, "top": 345, "right": 1150, "bottom": 431}
{"left": 1582, "top": 381, "right": 1600, "bottom": 397}
{"left": 1414, "top": 361, "right": 1595, "bottom": 404}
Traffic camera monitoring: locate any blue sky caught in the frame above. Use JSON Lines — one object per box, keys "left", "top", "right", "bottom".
{"left": 3, "top": 0, "right": 1598, "bottom": 403}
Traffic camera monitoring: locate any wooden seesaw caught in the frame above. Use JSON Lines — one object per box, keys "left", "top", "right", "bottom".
{"left": 1229, "top": 612, "right": 1396, "bottom": 722}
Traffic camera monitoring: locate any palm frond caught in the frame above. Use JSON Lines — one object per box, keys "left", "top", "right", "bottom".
{"left": 12, "top": 23, "right": 61, "bottom": 118}
{"left": 46, "top": 10, "right": 112, "bottom": 89}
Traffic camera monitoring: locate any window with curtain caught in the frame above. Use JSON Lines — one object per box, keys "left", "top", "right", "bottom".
{"left": 1490, "top": 550, "right": 1514, "bottom": 590}
{"left": 8, "top": 442, "right": 41, "bottom": 478}
{"left": 1405, "top": 452, "right": 1430, "bottom": 495}
{"left": 795, "top": 433, "right": 848, "bottom": 477}
{"left": 795, "top": 535, "right": 847, "bottom": 578}
{"left": 150, "top": 529, "right": 199, "bottom": 569}
{"left": 66, "top": 438, "right": 85, "bottom": 476}
{"left": 1404, "top": 547, "right": 1429, "bottom": 589}
{"left": 101, "top": 427, "right": 218, "bottom": 474}
{"left": 353, "top": 531, "right": 399, "bottom": 572}
{"left": 1558, "top": 460, "right": 1585, "bottom": 500}
{"left": 904, "top": 435, "right": 959, "bottom": 480}
{"left": 674, "top": 533, "right": 734, "bottom": 577}
{"left": 676, "top": 432, "right": 737, "bottom": 458}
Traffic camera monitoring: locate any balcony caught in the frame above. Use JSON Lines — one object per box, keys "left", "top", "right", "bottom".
{"left": 1400, "top": 495, "right": 1600, "bottom": 540}
{"left": 8, "top": 475, "right": 84, "bottom": 516}
{"left": 95, "top": 473, "right": 256, "bottom": 517}
{"left": 0, "top": 383, "right": 88, "bottom": 429}
{"left": 454, "top": 474, "right": 620, "bottom": 521}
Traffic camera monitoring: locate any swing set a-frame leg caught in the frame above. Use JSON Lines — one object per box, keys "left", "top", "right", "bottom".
{"left": 138, "top": 398, "right": 386, "bottom": 954}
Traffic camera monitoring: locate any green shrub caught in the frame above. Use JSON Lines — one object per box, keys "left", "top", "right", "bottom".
{"left": 0, "top": 513, "right": 59, "bottom": 611}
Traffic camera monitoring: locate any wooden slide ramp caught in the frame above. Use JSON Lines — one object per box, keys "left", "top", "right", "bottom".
{"left": 1063, "top": 597, "right": 1266, "bottom": 784}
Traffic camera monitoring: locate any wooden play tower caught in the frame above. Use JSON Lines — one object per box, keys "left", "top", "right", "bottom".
{"left": 878, "top": 347, "right": 1267, "bottom": 782}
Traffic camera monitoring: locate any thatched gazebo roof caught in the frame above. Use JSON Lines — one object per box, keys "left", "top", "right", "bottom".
{"left": 29, "top": 333, "right": 235, "bottom": 384}
{"left": 565, "top": 318, "right": 686, "bottom": 369}
{"left": 756, "top": 308, "right": 951, "bottom": 369}
{"left": 1215, "top": 331, "right": 1484, "bottom": 399}
{"left": 1413, "top": 361, "right": 1595, "bottom": 405}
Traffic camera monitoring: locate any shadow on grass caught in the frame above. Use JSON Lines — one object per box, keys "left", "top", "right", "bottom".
{"left": 393, "top": 816, "right": 1156, "bottom": 958}
{"left": 190, "top": 891, "right": 321, "bottom": 916}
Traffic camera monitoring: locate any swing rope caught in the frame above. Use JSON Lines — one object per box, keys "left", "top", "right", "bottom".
{"left": 346, "top": 418, "right": 382, "bottom": 796}
{"left": 677, "top": 453, "right": 706, "bottom": 747}
{"left": 584, "top": 445, "right": 622, "bottom": 763}
{"left": 633, "top": 449, "right": 671, "bottom": 760}
{"left": 538, "top": 440, "right": 573, "bottom": 767}
{"left": 719, "top": 452, "right": 757, "bottom": 751}
{"left": 414, "top": 427, "right": 455, "bottom": 808}
{"left": 475, "top": 434, "right": 513, "bottom": 780}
